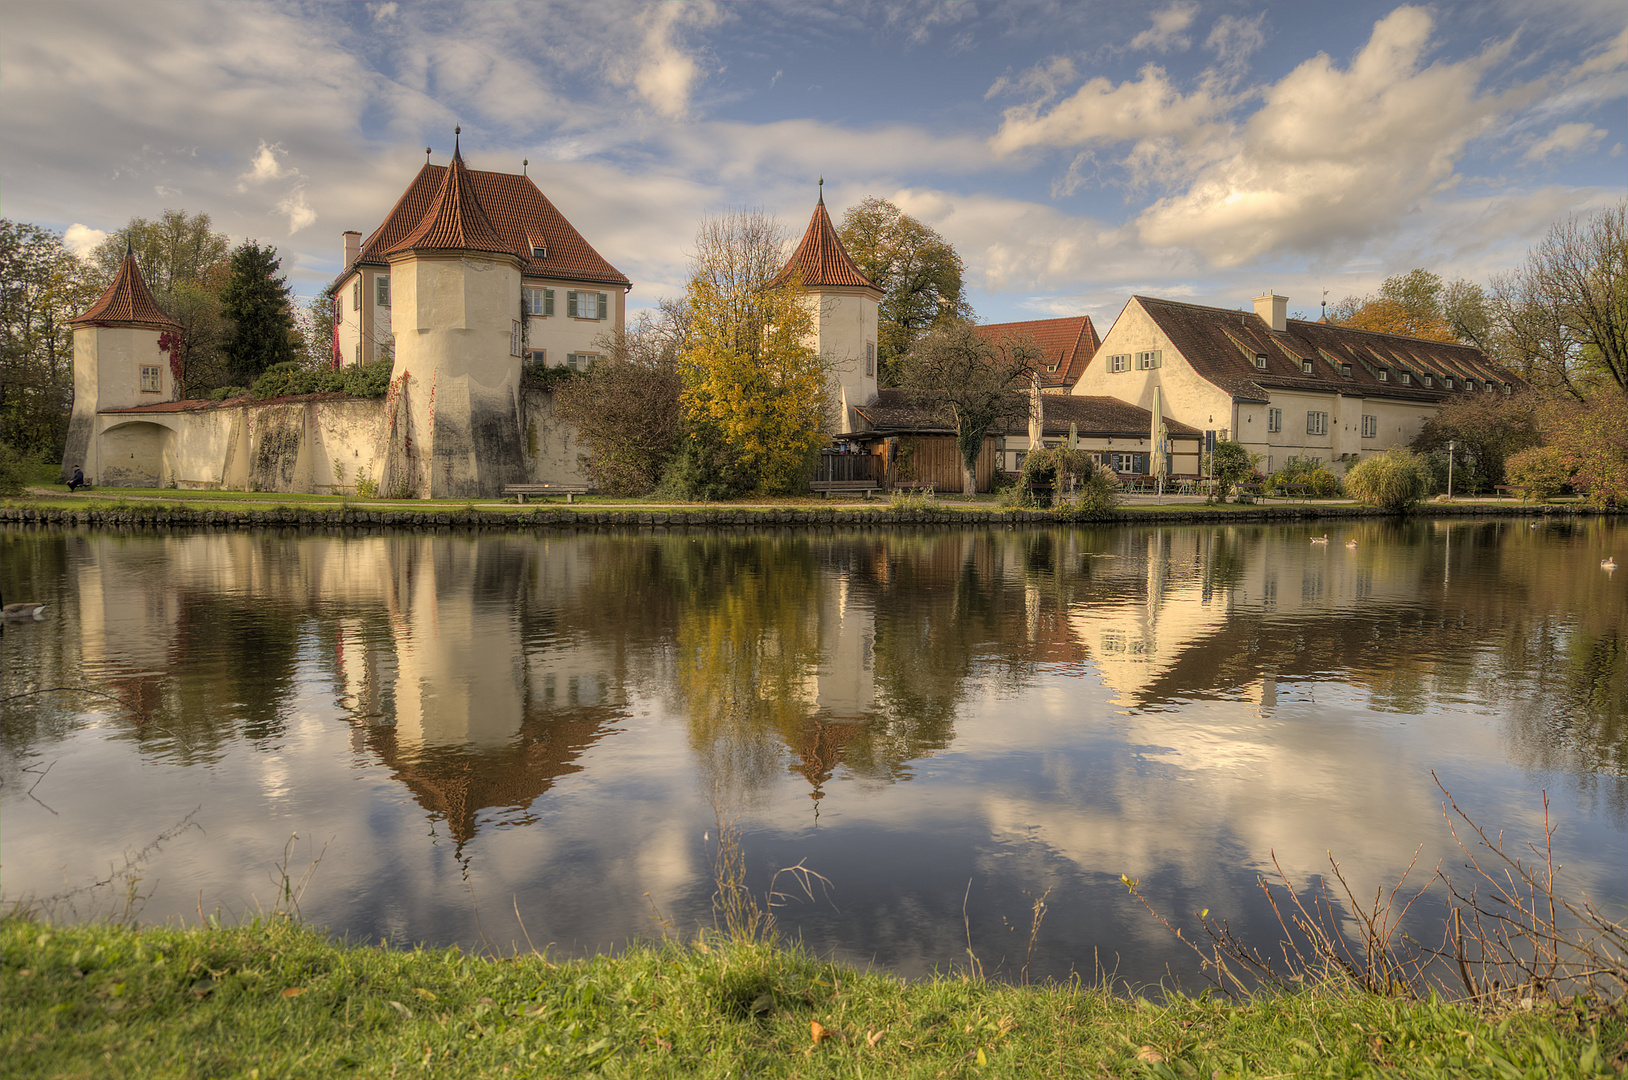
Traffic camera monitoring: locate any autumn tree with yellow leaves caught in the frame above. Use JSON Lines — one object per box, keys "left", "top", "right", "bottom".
{"left": 678, "top": 209, "right": 833, "bottom": 495}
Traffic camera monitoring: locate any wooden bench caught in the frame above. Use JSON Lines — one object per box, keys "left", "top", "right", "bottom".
{"left": 810, "top": 480, "right": 879, "bottom": 498}
{"left": 504, "top": 483, "right": 592, "bottom": 504}
{"left": 1494, "top": 485, "right": 1518, "bottom": 500}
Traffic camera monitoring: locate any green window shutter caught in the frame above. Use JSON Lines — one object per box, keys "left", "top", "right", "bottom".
{"left": 597, "top": 293, "right": 608, "bottom": 320}
{"left": 544, "top": 288, "right": 554, "bottom": 316}
{"left": 566, "top": 291, "right": 578, "bottom": 317}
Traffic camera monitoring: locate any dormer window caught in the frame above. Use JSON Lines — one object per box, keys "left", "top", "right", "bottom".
{"left": 1423, "top": 374, "right": 1433, "bottom": 387}
{"left": 1504, "top": 383, "right": 1512, "bottom": 395}
{"left": 1444, "top": 376, "right": 1454, "bottom": 389}
{"left": 1399, "top": 371, "right": 1411, "bottom": 385}
{"left": 1340, "top": 363, "right": 1352, "bottom": 378}
{"left": 1485, "top": 381, "right": 1495, "bottom": 392}
{"left": 1301, "top": 358, "right": 1314, "bottom": 375}
{"left": 531, "top": 245, "right": 547, "bottom": 259}
{"left": 1464, "top": 378, "right": 1475, "bottom": 391}
{"left": 1255, "top": 353, "right": 1268, "bottom": 370}
{"left": 1378, "top": 369, "right": 1389, "bottom": 382}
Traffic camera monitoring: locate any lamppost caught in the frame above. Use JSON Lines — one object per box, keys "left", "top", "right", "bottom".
{"left": 1447, "top": 440, "right": 1456, "bottom": 500}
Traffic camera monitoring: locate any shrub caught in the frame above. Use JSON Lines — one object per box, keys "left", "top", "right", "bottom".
{"left": 1067, "top": 466, "right": 1123, "bottom": 519}
{"left": 1504, "top": 446, "right": 1573, "bottom": 502}
{"left": 1019, "top": 446, "right": 1096, "bottom": 507}
{"left": 0, "top": 442, "right": 34, "bottom": 496}
{"left": 210, "top": 386, "right": 249, "bottom": 401}
{"left": 889, "top": 488, "right": 939, "bottom": 513}
{"left": 1203, "top": 441, "right": 1255, "bottom": 501}
{"left": 1269, "top": 455, "right": 1341, "bottom": 497}
{"left": 250, "top": 359, "right": 392, "bottom": 401}
{"left": 1343, "top": 447, "right": 1433, "bottom": 512}
{"left": 1538, "top": 393, "right": 1628, "bottom": 508}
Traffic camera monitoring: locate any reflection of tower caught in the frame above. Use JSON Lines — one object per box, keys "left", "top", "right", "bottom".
{"left": 791, "top": 570, "right": 878, "bottom": 800}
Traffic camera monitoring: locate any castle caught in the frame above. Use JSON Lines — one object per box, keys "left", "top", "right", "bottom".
{"left": 63, "top": 134, "right": 882, "bottom": 497}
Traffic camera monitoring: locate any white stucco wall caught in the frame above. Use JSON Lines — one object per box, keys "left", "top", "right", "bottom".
{"left": 798, "top": 287, "right": 878, "bottom": 434}
{"left": 521, "top": 278, "right": 626, "bottom": 369}
{"left": 1073, "top": 300, "right": 1235, "bottom": 439}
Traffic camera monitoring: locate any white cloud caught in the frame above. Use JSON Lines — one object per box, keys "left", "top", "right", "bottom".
{"left": 613, "top": 1, "right": 723, "bottom": 121}
{"left": 238, "top": 141, "right": 295, "bottom": 192}
{"left": 990, "top": 62, "right": 1238, "bottom": 160}
{"left": 1524, "top": 121, "right": 1607, "bottom": 161}
{"left": 63, "top": 223, "right": 108, "bottom": 258}
{"left": 1205, "top": 12, "right": 1266, "bottom": 75}
{"left": 277, "top": 188, "right": 317, "bottom": 235}
{"left": 1128, "top": 2, "right": 1200, "bottom": 54}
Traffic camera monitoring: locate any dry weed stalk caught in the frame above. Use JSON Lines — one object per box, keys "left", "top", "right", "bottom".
{"left": 1123, "top": 776, "right": 1627, "bottom": 1006}
{"left": 709, "top": 800, "right": 831, "bottom": 945}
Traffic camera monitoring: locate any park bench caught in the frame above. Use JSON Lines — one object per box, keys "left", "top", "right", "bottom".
{"left": 504, "top": 483, "right": 592, "bottom": 504}
{"left": 810, "top": 480, "right": 880, "bottom": 498}
{"left": 1493, "top": 485, "right": 1518, "bottom": 499}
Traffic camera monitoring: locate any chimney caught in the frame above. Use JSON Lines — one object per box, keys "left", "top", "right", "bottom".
{"left": 342, "top": 230, "right": 361, "bottom": 270}
{"left": 1253, "top": 292, "right": 1287, "bottom": 333}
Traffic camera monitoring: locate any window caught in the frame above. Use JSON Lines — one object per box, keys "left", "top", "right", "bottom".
{"left": 1444, "top": 376, "right": 1454, "bottom": 389}
{"left": 140, "top": 364, "right": 161, "bottom": 392}
{"left": 1136, "top": 350, "right": 1161, "bottom": 369}
{"left": 1267, "top": 407, "right": 1282, "bottom": 433}
{"left": 1503, "top": 383, "right": 1512, "bottom": 395}
{"left": 511, "top": 321, "right": 522, "bottom": 357}
{"left": 524, "top": 287, "right": 554, "bottom": 316}
{"left": 1340, "top": 362, "right": 1352, "bottom": 378}
{"left": 1306, "top": 411, "right": 1328, "bottom": 436}
{"left": 1254, "top": 353, "right": 1268, "bottom": 369}
{"left": 1362, "top": 414, "right": 1378, "bottom": 438}
{"left": 1115, "top": 453, "right": 1137, "bottom": 472}
{"left": 1301, "top": 358, "right": 1314, "bottom": 375}
{"left": 527, "top": 349, "right": 546, "bottom": 366}
{"left": 1378, "top": 369, "right": 1389, "bottom": 382}
{"left": 530, "top": 245, "right": 547, "bottom": 259}
{"left": 566, "top": 352, "right": 600, "bottom": 369}
{"left": 375, "top": 275, "right": 390, "bottom": 307}
{"left": 1423, "top": 374, "right": 1433, "bottom": 387}
{"left": 1106, "top": 353, "right": 1131, "bottom": 373}
{"left": 566, "top": 290, "right": 608, "bottom": 319}
{"left": 866, "top": 341, "right": 875, "bottom": 377}
{"left": 1484, "top": 381, "right": 1494, "bottom": 393}
{"left": 1399, "top": 371, "right": 1411, "bottom": 385}
{"left": 352, "top": 280, "right": 361, "bottom": 310}
{"left": 1464, "top": 378, "right": 1476, "bottom": 391}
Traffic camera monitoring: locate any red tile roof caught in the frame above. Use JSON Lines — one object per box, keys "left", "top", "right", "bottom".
{"left": 71, "top": 249, "right": 180, "bottom": 329}
{"left": 387, "top": 149, "right": 511, "bottom": 257}
{"left": 978, "top": 315, "right": 1100, "bottom": 390}
{"left": 768, "top": 197, "right": 881, "bottom": 292}
{"left": 1131, "top": 296, "right": 1521, "bottom": 404}
{"left": 855, "top": 388, "right": 1197, "bottom": 438}
{"left": 346, "top": 160, "right": 630, "bottom": 288}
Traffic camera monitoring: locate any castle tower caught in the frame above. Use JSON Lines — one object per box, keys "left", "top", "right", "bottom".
{"left": 381, "top": 129, "right": 526, "bottom": 498}
{"left": 62, "top": 241, "right": 182, "bottom": 482}
{"left": 770, "top": 183, "right": 883, "bottom": 435}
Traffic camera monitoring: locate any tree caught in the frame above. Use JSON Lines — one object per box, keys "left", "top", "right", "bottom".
{"left": 0, "top": 220, "right": 99, "bottom": 456}
{"left": 1538, "top": 393, "right": 1628, "bottom": 507}
{"left": 1504, "top": 446, "right": 1572, "bottom": 503}
{"left": 219, "top": 241, "right": 296, "bottom": 388}
{"left": 1329, "top": 269, "right": 1460, "bottom": 343}
{"left": 89, "top": 209, "right": 230, "bottom": 297}
{"left": 294, "top": 291, "right": 341, "bottom": 371}
{"left": 1412, "top": 392, "right": 1539, "bottom": 490}
{"left": 678, "top": 210, "right": 831, "bottom": 495}
{"left": 555, "top": 303, "right": 687, "bottom": 495}
{"left": 1487, "top": 202, "right": 1626, "bottom": 399}
{"left": 897, "top": 318, "right": 1037, "bottom": 495}
{"left": 838, "top": 198, "right": 973, "bottom": 386}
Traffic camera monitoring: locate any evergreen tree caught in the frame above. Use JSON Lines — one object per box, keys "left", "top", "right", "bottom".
{"left": 220, "top": 241, "right": 295, "bottom": 387}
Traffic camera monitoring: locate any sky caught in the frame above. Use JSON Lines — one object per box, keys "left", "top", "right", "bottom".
{"left": 1, "top": 0, "right": 1623, "bottom": 328}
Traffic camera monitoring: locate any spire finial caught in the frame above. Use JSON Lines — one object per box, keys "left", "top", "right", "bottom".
{"left": 522, "top": 157, "right": 528, "bottom": 176}
{"left": 425, "top": 146, "right": 432, "bottom": 164}
{"left": 817, "top": 176, "right": 824, "bottom": 206}
{"left": 453, "top": 125, "right": 461, "bottom": 159}
{"left": 125, "top": 232, "right": 133, "bottom": 258}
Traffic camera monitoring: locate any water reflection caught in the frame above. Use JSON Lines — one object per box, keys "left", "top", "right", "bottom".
{"left": 1, "top": 518, "right": 1622, "bottom": 981}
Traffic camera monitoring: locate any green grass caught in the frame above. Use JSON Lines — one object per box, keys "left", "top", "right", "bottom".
{"left": 3, "top": 917, "right": 1621, "bottom": 1078}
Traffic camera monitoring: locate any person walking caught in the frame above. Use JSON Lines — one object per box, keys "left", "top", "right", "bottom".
{"left": 67, "top": 465, "right": 85, "bottom": 492}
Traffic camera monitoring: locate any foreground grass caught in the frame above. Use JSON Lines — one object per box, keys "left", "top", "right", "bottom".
{"left": 4, "top": 918, "right": 1621, "bottom": 1078}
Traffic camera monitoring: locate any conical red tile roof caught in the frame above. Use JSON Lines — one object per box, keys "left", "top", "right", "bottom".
{"left": 71, "top": 248, "right": 180, "bottom": 329}
{"left": 385, "top": 145, "right": 513, "bottom": 258}
{"left": 769, "top": 196, "right": 881, "bottom": 292}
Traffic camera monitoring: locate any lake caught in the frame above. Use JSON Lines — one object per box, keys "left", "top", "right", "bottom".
{"left": 2, "top": 518, "right": 1623, "bottom": 987}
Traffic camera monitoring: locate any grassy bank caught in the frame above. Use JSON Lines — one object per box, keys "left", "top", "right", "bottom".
{"left": 4, "top": 917, "right": 1621, "bottom": 1078}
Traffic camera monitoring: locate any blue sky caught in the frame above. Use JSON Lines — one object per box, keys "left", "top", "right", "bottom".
{"left": 1, "top": 0, "right": 1622, "bottom": 329}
